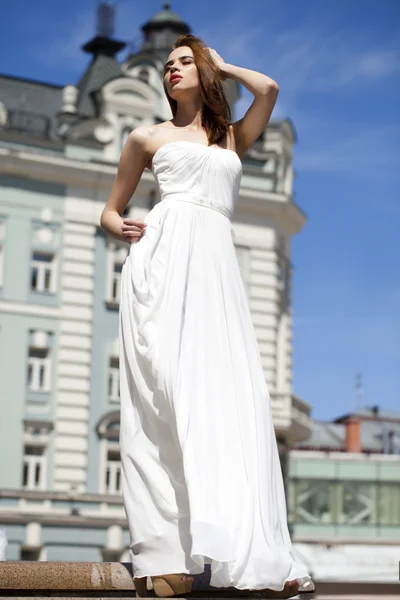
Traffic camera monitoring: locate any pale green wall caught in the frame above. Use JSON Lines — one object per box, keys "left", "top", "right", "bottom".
{"left": 0, "top": 174, "right": 64, "bottom": 489}
{"left": 0, "top": 313, "right": 59, "bottom": 488}
{"left": 289, "top": 454, "right": 400, "bottom": 539}
{"left": 289, "top": 455, "right": 400, "bottom": 481}
{"left": 0, "top": 175, "right": 64, "bottom": 303}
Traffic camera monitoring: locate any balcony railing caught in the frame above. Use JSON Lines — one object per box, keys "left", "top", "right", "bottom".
{"left": 2, "top": 110, "right": 51, "bottom": 138}
{"left": 270, "top": 392, "right": 312, "bottom": 443}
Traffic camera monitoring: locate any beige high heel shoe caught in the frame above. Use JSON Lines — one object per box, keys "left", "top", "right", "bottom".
{"left": 263, "top": 578, "right": 315, "bottom": 598}
{"left": 134, "top": 574, "right": 194, "bottom": 597}
{"left": 261, "top": 580, "right": 299, "bottom": 599}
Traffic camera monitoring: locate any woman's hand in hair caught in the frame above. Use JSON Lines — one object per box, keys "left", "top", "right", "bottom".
{"left": 207, "top": 47, "right": 229, "bottom": 80}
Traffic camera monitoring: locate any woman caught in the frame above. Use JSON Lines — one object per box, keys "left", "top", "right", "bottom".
{"left": 100, "top": 34, "right": 314, "bottom": 598}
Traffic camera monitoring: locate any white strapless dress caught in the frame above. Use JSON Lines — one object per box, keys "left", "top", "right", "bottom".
{"left": 119, "top": 141, "right": 313, "bottom": 591}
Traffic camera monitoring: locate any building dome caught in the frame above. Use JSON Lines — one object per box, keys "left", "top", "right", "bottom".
{"left": 148, "top": 2, "right": 183, "bottom": 24}
{"left": 140, "top": 2, "right": 190, "bottom": 57}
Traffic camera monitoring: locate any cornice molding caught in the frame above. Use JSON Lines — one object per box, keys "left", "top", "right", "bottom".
{"left": 0, "top": 146, "right": 306, "bottom": 233}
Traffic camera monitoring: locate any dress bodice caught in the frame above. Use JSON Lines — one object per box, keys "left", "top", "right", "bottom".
{"left": 151, "top": 141, "right": 243, "bottom": 216}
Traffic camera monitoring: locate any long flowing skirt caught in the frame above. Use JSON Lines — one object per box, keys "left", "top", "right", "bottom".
{"left": 119, "top": 198, "right": 310, "bottom": 590}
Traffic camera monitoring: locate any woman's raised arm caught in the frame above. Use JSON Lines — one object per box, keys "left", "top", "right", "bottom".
{"left": 208, "top": 48, "right": 279, "bottom": 158}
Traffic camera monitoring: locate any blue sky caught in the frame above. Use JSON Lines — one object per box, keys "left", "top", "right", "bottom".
{"left": 1, "top": 0, "right": 399, "bottom": 420}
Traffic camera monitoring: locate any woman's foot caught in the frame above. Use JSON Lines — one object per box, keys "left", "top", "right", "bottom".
{"left": 134, "top": 574, "right": 194, "bottom": 597}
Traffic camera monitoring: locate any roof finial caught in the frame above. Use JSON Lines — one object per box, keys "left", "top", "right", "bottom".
{"left": 163, "top": 2, "right": 171, "bottom": 10}
{"left": 97, "top": 1, "right": 115, "bottom": 38}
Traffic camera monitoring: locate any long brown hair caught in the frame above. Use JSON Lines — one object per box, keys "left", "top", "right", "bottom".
{"left": 163, "top": 34, "right": 231, "bottom": 147}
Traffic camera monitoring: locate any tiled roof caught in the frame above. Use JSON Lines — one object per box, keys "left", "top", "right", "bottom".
{"left": 0, "top": 74, "right": 62, "bottom": 137}
{"left": 76, "top": 46, "right": 124, "bottom": 119}
{"left": 294, "top": 407, "right": 400, "bottom": 453}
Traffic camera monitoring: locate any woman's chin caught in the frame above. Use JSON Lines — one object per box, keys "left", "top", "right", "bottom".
{"left": 168, "top": 86, "right": 183, "bottom": 97}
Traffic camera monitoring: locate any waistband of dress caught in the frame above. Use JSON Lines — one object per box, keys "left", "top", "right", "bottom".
{"left": 160, "top": 192, "right": 232, "bottom": 220}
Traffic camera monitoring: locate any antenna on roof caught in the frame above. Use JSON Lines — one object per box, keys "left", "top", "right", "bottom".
{"left": 355, "top": 373, "right": 363, "bottom": 408}
{"left": 97, "top": 1, "right": 116, "bottom": 38}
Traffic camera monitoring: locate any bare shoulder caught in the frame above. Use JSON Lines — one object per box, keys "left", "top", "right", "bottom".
{"left": 124, "top": 125, "right": 161, "bottom": 169}
{"left": 135, "top": 122, "right": 178, "bottom": 169}
{"left": 126, "top": 125, "right": 152, "bottom": 150}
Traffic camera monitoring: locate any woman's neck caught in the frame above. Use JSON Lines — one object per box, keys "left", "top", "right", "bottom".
{"left": 172, "top": 99, "right": 203, "bottom": 130}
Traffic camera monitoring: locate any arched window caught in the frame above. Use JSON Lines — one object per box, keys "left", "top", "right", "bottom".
{"left": 138, "top": 68, "right": 150, "bottom": 84}
{"left": 96, "top": 411, "right": 121, "bottom": 495}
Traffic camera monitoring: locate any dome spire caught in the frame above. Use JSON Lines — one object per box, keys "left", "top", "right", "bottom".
{"left": 96, "top": 1, "right": 116, "bottom": 38}
{"left": 139, "top": 3, "right": 190, "bottom": 56}
{"left": 82, "top": 0, "right": 125, "bottom": 57}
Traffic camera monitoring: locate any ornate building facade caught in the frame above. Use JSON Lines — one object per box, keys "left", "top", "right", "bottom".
{"left": 0, "top": 3, "right": 311, "bottom": 560}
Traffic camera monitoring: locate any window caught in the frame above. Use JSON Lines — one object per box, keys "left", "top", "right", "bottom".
{"left": 106, "top": 244, "right": 127, "bottom": 306}
{"left": 97, "top": 411, "right": 121, "bottom": 495}
{"left": 379, "top": 483, "right": 400, "bottom": 526}
{"left": 108, "top": 356, "right": 120, "bottom": 403}
{"left": 105, "top": 449, "right": 122, "bottom": 495}
{"left": 111, "top": 261, "right": 122, "bottom": 303}
{"left": 22, "top": 445, "right": 46, "bottom": 490}
{"left": 27, "top": 347, "right": 51, "bottom": 392}
{"left": 293, "top": 480, "right": 334, "bottom": 524}
{"left": 154, "top": 31, "right": 163, "bottom": 48}
{"left": 341, "top": 481, "right": 374, "bottom": 525}
{"left": 30, "top": 251, "right": 56, "bottom": 293}
{"left": 290, "top": 479, "right": 400, "bottom": 527}
{"left": 138, "top": 68, "right": 150, "bottom": 84}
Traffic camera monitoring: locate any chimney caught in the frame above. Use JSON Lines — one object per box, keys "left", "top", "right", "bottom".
{"left": 345, "top": 417, "right": 361, "bottom": 453}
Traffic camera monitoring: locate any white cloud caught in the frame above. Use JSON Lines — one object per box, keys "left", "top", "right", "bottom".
{"left": 294, "top": 123, "right": 400, "bottom": 174}
{"left": 264, "top": 27, "right": 400, "bottom": 93}
{"left": 202, "top": 9, "right": 399, "bottom": 94}
{"left": 200, "top": 9, "right": 399, "bottom": 185}
{"left": 349, "top": 51, "right": 399, "bottom": 79}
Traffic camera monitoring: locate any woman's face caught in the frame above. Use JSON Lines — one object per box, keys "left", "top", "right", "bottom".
{"left": 163, "top": 46, "right": 199, "bottom": 98}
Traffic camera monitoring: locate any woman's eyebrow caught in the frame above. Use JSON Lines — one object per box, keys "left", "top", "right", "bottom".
{"left": 164, "top": 55, "right": 193, "bottom": 69}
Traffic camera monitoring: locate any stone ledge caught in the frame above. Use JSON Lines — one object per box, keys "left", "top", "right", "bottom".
{"left": 0, "top": 562, "right": 262, "bottom": 597}
{"left": 1, "top": 561, "right": 399, "bottom": 599}
{"left": 0, "top": 561, "right": 135, "bottom": 591}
